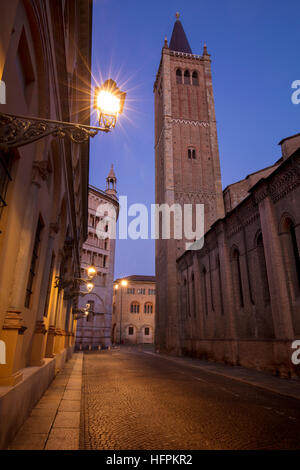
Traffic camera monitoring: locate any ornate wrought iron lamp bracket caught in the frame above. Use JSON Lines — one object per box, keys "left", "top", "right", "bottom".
{"left": 0, "top": 112, "right": 110, "bottom": 149}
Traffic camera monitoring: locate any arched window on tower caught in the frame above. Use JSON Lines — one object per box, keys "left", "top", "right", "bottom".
{"left": 232, "top": 248, "right": 244, "bottom": 308}
{"left": 184, "top": 70, "right": 190, "bottom": 85}
{"left": 176, "top": 69, "right": 182, "bottom": 84}
{"left": 188, "top": 148, "right": 196, "bottom": 160}
{"left": 192, "top": 71, "right": 199, "bottom": 86}
{"left": 256, "top": 233, "right": 270, "bottom": 305}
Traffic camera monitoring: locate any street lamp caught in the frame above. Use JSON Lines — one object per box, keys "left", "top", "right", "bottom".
{"left": 54, "top": 263, "right": 96, "bottom": 295}
{"left": 0, "top": 79, "right": 126, "bottom": 149}
{"left": 87, "top": 264, "right": 97, "bottom": 280}
{"left": 86, "top": 282, "right": 95, "bottom": 293}
{"left": 94, "top": 79, "right": 126, "bottom": 130}
{"left": 119, "top": 279, "right": 128, "bottom": 345}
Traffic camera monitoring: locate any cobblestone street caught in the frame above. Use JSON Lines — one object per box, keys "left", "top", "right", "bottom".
{"left": 80, "top": 348, "right": 300, "bottom": 450}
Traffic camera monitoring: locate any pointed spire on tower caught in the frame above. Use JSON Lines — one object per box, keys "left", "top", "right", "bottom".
{"left": 203, "top": 43, "right": 208, "bottom": 56}
{"left": 164, "top": 36, "right": 169, "bottom": 49}
{"left": 169, "top": 13, "right": 192, "bottom": 54}
{"left": 106, "top": 164, "right": 117, "bottom": 197}
{"left": 107, "top": 164, "right": 116, "bottom": 180}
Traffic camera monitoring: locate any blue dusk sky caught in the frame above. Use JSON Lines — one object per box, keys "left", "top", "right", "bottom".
{"left": 88, "top": 0, "right": 300, "bottom": 280}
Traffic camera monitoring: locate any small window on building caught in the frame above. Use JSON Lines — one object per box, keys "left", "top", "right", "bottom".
{"left": 188, "top": 148, "right": 196, "bottom": 160}
{"left": 128, "top": 326, "right": 134, "bottom": 335}
{"left": 25, "top": 217, "right": 44, "bottom": 308}
{"left": 144, "top": 327, "right": 150, "bottom": 336}
{"left": 184, "top": 70, "right": 190, "bottom": 85}
{"left": 43, "top": 253, "right": 55, "bottom": 317}
{"left": 192, "top": 71, "right": 199, "bottom": 85}
{"left": 176, "top": 69, "right": 182, "bottom": 84}
{"left": 144, "top": 303, "right": 153, "bottom": 314}
{"left": 130, "top": 302, "right": 140, "bottom": 313}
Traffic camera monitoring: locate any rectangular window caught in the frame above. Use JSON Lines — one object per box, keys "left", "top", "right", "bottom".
{"left": 25, "top": 218, "right": 44, "bottom": 308}
{"left": 137, "top": 288, "right": 145, "bottom": 295}
{"left": 188, "top": 148, "right": 196, "bottom": 159}
{"left": 127, "top": 288, "right": 135, "bottom": 294}
{"left": 144, "top": 327, "right": 150, "bottom": 336}
{"left": 43, "top": 253, "right": 55, "bottom": 317}
{"left": 128, "top": 326, "right": 134, "bottom": 335}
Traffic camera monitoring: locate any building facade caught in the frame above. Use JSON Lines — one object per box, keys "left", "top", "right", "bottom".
{"left": 0, "top": 0, "right": 92, "bottom": 449}
{"left": 76, "top": 172, "right": 119, "bottom": 350}
{"left": 154, "top": 15, "right": 300, "bottom": 378}
{"left": 112, "top": 276, "right": 156, "bottom": 345}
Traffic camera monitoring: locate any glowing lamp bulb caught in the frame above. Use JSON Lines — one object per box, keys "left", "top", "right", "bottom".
{"left": 97, "top": 90, "right": 120, "bottom": 115}
{"left": 86, "top": 282, "right": 94, "bottom": 293}
{"left": 87, "top": 265, "right": 97, "bottom": 279}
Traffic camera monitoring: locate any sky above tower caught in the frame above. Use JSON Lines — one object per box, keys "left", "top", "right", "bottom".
{"left": 89, "top": 0, "right": 300, "bottom": 280}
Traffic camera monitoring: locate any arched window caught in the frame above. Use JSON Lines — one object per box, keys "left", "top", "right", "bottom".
{"left": 191, "top": 272, "right": 196, "bottom": 317}
{"left": 256, "top": 233, "right": 270, "bottom": 305}
{"left": 216, "top": 255, "right": 224, "bottom": 315}
{"left": 281, "top": 217, "right": 300, "bottom": 292}
{"left": 176, "top": 69, "right": 182, "bottom": 84}
{"left": 192, "top": 71, "right": 199, "bottom": 85}
{"left": 184, "top": 70, "right": 190, "bottom": 85}
{"left": 188, "top": 148, "right": 196, "bottom": 160}
{"left": 130, "top": 301, "right": 140, "bottom": 313}
{"left": 183, "top": 277, "right": 189, "bottom": 318}
{"left": 144, "top": 302, "right": 153, "bottom": 314}
{"left": 202, "top": 267, "right": 208, "bottom": 316}
{"left": 232, "top": 249, "right": 244, "bottom": 308}
{"left": 290, "top": 222, "right": 300, "bottom": 289}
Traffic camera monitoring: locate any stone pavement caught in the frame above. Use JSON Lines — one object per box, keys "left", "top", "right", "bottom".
{"left": 80, "top": 348, "right": 300, "bottom": 450}
{"left": 145, "top": 351, "right": 300, "bottom": 401}
{"left": 6, "top": 347, "right": 300, "bottom": 449}
{"left": 8, "top": 353, "right": 83, "bottom": 450}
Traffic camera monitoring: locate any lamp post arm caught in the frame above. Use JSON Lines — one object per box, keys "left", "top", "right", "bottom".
{"left": 0, "top": 112, "right": 110, "bottom": 149}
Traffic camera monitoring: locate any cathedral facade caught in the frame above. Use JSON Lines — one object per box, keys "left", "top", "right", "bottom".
{"left": 76, "top": 169, "right": 119, "bottom": 350}
{"left": 154, "top": 15, "right": 300, "bottom": 377}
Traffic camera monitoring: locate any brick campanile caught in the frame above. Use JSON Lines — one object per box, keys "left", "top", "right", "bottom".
{"left": 154, "top": 14, "right": 224, "bottom": 353}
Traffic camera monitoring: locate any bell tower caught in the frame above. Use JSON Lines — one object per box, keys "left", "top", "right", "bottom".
{"left": 154, "top": 14, "right": 224, "bottom": 353}
{"left": 105, "top": 164, "right": 117, "bottom": 198}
